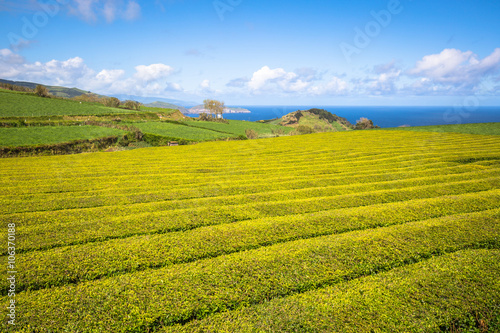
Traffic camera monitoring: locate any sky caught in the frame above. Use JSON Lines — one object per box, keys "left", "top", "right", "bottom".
{"left": 0, "top": 0, "right": 499, "bottom": 106}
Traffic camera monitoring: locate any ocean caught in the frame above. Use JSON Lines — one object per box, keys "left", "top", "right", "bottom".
{"left": 187, "top": 106, "right": 500, "bottom": 128}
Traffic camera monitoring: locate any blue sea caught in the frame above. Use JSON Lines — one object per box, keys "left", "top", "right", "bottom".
{"left": 187, "top": 106, "right": 500, "bottom": 128}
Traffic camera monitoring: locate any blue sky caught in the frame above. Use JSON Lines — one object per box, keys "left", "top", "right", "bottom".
{"left": 1, "top": 0, "right": 499, "bottom": 106}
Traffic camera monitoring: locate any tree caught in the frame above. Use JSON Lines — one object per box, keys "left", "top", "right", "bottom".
{"left": 245, "top": 129, "right": 258, "bottom": 139}
{"left": 123, "top": 100, "right": 141, "bottom": 111}
{"left": 35, "top": 85, "right": 50, "bottom": 98}
{"left": 203, "top": 99, "right": 225, "bottom": 119}
{"left": 104, "top": 97, "right": 120, "bottom": 108}
{"left": 355, "top": 117, "right": 379, "bottom": 130}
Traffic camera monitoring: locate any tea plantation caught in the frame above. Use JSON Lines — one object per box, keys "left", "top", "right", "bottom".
{"left": 1, "top": 129, "right": 499, "bottom": 332}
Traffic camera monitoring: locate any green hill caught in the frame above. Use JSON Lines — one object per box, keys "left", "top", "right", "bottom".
{"left": 144, "top": 101, "right": 188, "bottom": 113}
{"left": 269, "top": 108, "right": 354, "bottom": 133}
{"left": 0, "top": 89, "right": 137, "bottom": 117}
{"left": 0, "top": 78, "right": 101, "bottom": 98}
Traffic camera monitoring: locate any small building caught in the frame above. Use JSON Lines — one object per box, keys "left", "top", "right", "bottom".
{"left": 168, "top": 141, "right": 179, "bottom": 146}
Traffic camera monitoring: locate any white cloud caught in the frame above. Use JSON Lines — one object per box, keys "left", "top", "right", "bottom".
{"left": 248, "top": 66, "right": 315, "bottom": 93}
{"left": 0, "top": 53, "right": 95, "bottom": 86}
{"left": 200, "top": 79, "right": 211, "bottom": 89}
{"left": 309, "top": 77, "right": 349, "bottom": 95}
{"left": 133, "top": 64, "right": 175, "bottom": 82}
{"left": 0, "top": 49, "right": 25, "bottom": 65}
{"left": 199, "top": 79, "right": 215, "bottom": 94}
{"left": 408, "top": 48, "right": 500, "bottom": 87}
{"left": 248, "top": 66, "right": 287, "bottom": 91}
{"left": 95, "top": 69, "right": 125, "bottom": 84}
{"left": 0, "top": 49, "right": 181, "bottom": 96}
{"left": 363, "top": 63, "right": 401, "bottom": 95}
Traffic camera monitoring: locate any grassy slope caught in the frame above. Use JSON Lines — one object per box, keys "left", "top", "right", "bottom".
{"left": 0, "top": 126, "right": 126, "bottom": 147}
{"left": 392, "top": 122, "right": 500, "bottom": 135}
{"left": 140, "top": 105, "right": 178, "bottom": 115}
{"left": 277, "top": 110, "right": 351, "bottom": 132}
{"left": 0, "top": 89, "right": 137, "bottom": 117}
{"left": 298, "top": 112, "right": 346, "bottom": 131}
{"left": 184, "top": 119, "right": 294, "bottom": 137}
{"left": 127, "top": 121, "right": 240, "bottom": 141}
{"left": 0, "top": 130, "right": 499, "bottom": 332}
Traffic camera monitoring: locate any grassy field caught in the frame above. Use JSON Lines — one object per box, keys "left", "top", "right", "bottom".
{"left": 127, "top": 121, "right": 241, "bottom": 141}
{"left": 185, "top": 119, "right": 295, "bottom": 137}
{"left": 0, "top": 89, "right": 138, "bottom": 117}
{"left": 393, "top": 122, "right": 500, "bottom": 135}
{"left": 0, "top": 126, "right": 126, "bottom": 147}
{"left": 0, "top": 129, "right": 499, "bottom": 332}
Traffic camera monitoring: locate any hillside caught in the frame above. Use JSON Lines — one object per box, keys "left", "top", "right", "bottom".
{"left": 0, "top": 79, "right": 100, "bottom": 99}
{"left": 268, "top": 108, "right": 354, "bottom": 132}
{"left": 0, "top": 88, "right": 289, "bottom": 155}
{"left": 1, "top": 130, "right": 499, "bottom": 331}
{"left": 0, "top": 89, "right": 137, "bottom": 117}
{"left": 144, "top": 101, "right": 188, "bottom": 113}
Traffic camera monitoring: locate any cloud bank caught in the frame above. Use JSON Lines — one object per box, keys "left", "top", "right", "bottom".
{"left": 1, "top": 48, "right": 499, "bottom": 100}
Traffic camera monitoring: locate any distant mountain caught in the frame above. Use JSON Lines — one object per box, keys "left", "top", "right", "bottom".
{"left": 144, "top": 101, "right": 188, "bottom": 113}
{"left": 111, "top": 94, "right": 199, "bottom": 108}
{"left": 0, "top": 79, "right": 94, "bottom": 99}
{"left": 186, "top": 105, "right": 251, "bottom": 114}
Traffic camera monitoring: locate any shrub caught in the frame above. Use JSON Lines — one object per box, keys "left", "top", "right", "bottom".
{"left": 297, "top": 125, "right": 314, "bottom": 134}
{"left": 35, "top": 85, "right": 51, "bottom": 98}
{"left": 104, "top": 97, "right": 121, "bottom": 108}
{"left": 123, "top": 100, "right": 141, "bottom": 111}
{"left": 199, "top": 113, "right": 213, "bottom": 121}
{"left": 355, "top": 117, "right": 379, "bottom": 130}
{"left": 272, "top": 128, "right": 285, "bottom": 136}
{"left": 245, "top": 129, "right": 258, "bottom": 139}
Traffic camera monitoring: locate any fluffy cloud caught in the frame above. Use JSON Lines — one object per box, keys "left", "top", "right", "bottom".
{"left": 0, "top": 49, "right": 25, "bottom": 65}
{"left": 308, "top": 77, "right": 349, "bottom": 96}
{"left": 237, "top": 66, "right": 348, "bottom": 96}
{"left": 0, "top": 49, "right": 180, "bottom": 96}
{"left": 200, "top": 79, "right": 211, "bottom": 89}
{"left": 134, "top": 64, "right": 175, "bottom": 82}
{"left": 0, "top": 53, "right": 95, "bottom": 86}
{"left": 96, "top": 69, "right": 125, "bottom": 83}
{"left": 408, "top": 48, "right": 500, "bottom": 88}
{"left": 95, "top": 64, "right": 181, "bottom": 95}
{"left": 248, "top": 66, "right": 315, "bottom": 93}
{"left": 362, "top": 61, "right": 401, "bottom": 95}
{"left": 199, "top": 79, "right": 216, "bottom": 94}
